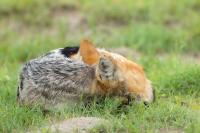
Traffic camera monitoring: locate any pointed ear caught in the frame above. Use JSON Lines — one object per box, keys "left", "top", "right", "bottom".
{"left": 80, "top": 39, "right": 100, "bottom": 65}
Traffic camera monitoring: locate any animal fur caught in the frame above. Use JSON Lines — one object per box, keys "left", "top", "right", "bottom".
{"left": 17, "top": 40, "right": 154, "bottom": 109}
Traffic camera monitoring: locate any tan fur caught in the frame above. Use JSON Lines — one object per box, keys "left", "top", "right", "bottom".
{"left": 79, "top": 39, "right": 100, "bottom": 65}
{"left": 79, "top": 40, "right": 154, "bottom": 103}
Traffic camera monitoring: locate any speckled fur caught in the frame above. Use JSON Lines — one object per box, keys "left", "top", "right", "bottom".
{"left": 17, "top": 49, "right": 97, "bottom": 108}
{"left": 17, "top": 44, "right": 154, "bottom": 108}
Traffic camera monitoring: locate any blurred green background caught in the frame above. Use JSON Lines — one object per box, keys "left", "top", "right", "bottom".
{"left": 1, "top": 0, "right": 200, "bottom": 62}
{"left": 0, "top": 0, "right": 200, "bottom": 132}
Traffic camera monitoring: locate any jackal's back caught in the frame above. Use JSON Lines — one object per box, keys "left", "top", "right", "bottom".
{"left": 17, "top": 48, "right": 95, "bottom": 106}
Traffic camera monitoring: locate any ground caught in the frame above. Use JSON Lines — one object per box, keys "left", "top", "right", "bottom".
{"left": 0, "top": 0, "right": 200, "bottom": 132}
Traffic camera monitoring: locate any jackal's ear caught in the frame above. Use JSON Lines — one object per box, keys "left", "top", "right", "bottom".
{"left": 80, "top": 39, "right": 100, "bottom": 65}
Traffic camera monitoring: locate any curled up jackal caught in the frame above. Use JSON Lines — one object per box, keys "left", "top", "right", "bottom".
{"left": 17, "top": 40, "right": 154, "bottom": 109}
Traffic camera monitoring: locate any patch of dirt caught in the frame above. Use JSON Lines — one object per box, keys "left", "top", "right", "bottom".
{"left": 192, "top": 4, "right": 200, "bottom": 12}
{"left": 1, "top": 4, "right": 131, "bottom": 39}
{"left": 52, "top": 7, "right": 89, "bottom": 33}
{"left": 51, "top": 7, "right": 127, "bottom": 36}
{"left": 164, "top": 19, "right": 182, "bottom": 29}
{"left": 28, "top": 117, "right": 108, "bottom": 133}
{"left": 182, "top": 53, "right": 200, "bottom": 64}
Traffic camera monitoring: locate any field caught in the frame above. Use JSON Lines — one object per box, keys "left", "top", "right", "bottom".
{"left": 0, "top": 0, "right": 200, "bottom": 132}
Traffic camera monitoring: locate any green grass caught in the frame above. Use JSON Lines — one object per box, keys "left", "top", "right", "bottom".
{"left": 0, "top": 0, "right": 200, "bottom": 132}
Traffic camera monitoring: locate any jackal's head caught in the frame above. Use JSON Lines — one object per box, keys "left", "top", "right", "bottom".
{"left": 79, "top": 39, "right": 154, "bottom": 103}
